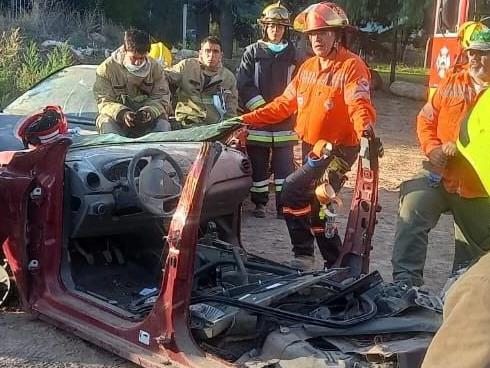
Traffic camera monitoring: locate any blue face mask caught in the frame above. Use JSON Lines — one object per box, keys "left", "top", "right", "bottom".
{"left": 266, "top": 41, "right": 288, "bottom": 53}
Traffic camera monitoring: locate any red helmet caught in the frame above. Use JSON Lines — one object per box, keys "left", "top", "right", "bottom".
{"left": 15, "top": 105, "right": 68, "bottom": 148}
{"left": 293, "top": 2, "right": 353, "bottom": 33}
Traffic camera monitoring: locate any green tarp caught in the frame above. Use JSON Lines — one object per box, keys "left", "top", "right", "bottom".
{"left": 70, "top": 120, "right": 242, "bottom": 149}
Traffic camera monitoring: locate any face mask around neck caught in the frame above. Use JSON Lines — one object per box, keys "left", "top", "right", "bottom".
{"left": 266, "top": 41, "right": 288, "bottom": 53}
{"left": 124, "top": 59, "right": 147, "bottom": 73}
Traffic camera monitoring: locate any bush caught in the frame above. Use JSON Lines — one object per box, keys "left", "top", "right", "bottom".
{"left": 0, "top": 0, "right": 122, "bottom": 48}
{"left": 0, "top": 28, "right": 22, "bottom": 108}
{"left": 0, "top": 28, "right": 73, "bottom": 109}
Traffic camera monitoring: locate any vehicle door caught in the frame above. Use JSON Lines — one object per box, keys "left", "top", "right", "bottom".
{"left": 0, "top": 140, "right": 70, "bottom": 308}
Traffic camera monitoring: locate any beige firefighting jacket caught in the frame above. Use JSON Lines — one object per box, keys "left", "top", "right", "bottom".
{"left": 165, "top": 58, "right": 238, "bottom": 125}
{"left": 422, "top": 252, "right": 490, "bottom": 368}
{"left": 93, "top": 47, "right": 171, "bottom": 121}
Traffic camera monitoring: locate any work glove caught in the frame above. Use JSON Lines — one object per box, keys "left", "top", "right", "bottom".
{"left": 312, "top": 139, "right": 334, "bottom": 159}
{"left": 122, "top": 110, "right": 137, "bottom": 128}
{"left": 136, "top": 109, "right": 153, "bottom": 124}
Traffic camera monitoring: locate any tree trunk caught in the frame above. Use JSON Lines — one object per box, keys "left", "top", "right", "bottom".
{"left": 219, "top": 4, "right": 233, "bottom": 58}
{"left": 390, "top": 17, "right": 399, "bottom": 85}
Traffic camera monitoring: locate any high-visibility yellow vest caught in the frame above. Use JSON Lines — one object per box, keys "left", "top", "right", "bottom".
{"left": 149, "top": 42, "right": 172, "bottom": 67}
{"left": 457, "top": 88, "right": 490, "bottom": 195}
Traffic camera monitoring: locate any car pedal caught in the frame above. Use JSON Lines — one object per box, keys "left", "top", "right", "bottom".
{"left": 73, "top": 240, "right": 94, "bottom": 265}
{"left": 111, "top": 245, "right": 125, "bottom": 265}
{"left": 102, "top": 240, "right": 113, "bottom": 263}
{"left": 102, "top": 249, "right": 113, "bottom": 263}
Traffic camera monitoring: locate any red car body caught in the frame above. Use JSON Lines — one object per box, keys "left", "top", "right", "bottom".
{"left": 0, "top": 138, "right": 250, "bottom": 368}
{"left": 1, "top": 129, "right": 437, "bottom": 368}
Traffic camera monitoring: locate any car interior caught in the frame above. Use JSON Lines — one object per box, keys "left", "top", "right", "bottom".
{"left": 56, "top": 140, "right": 436, "bottom": 366}
{"left": 60, "top": 141, "right": 251, "bottom": 315}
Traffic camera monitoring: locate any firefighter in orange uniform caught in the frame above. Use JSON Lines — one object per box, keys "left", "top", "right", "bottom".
{"left": 239, "top": 2, "right": 376, "bottom": 270}
{"left": 392, "top": 29, "right": 490, "bottom": 289}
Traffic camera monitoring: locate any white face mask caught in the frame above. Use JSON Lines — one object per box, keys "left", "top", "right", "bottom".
{"left": 124, "top": 59, "right": 147, "bottom": 73}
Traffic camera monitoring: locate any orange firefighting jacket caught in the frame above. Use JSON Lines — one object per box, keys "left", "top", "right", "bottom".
{"left": 417, "top": 68, "right": 487, "bottom": 198}
{"left": 241, "top": 47, "right": 376, "bottom": 147}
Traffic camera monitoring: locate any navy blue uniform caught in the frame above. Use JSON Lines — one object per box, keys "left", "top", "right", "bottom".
{"left": 237, "top": 41, "right": 298, "bottom": 214}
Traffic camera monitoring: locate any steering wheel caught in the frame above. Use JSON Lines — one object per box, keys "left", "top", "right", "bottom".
{"left": 127, "top": 148, "right": 184, "bottom": 217}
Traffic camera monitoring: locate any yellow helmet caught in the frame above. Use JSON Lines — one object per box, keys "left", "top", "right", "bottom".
{"left": 149, "top": 42, "right": 172, "bottom": 67}
{"left": 457, "top": 88, "right": 490, "bottom": 195}
{"left": 258, "top": 1, "right": 291, "bottom": 27}
{"left": 458, "top": 21, "right": 488, "bottom": 49}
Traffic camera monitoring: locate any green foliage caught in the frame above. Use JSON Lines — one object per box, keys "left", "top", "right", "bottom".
{"left": 371, "top": 63, "right": 429, "bottom": 75}
{"left": 0, "top": 29, "right": 73, "bottom": 109}
{"left": 0, "top": 0, "right": 122, "bottom": 48}
{"left": 17, "top": 41, "right": 73, "bottom": 91}
{"left": 0, "top": 28, "right": 23, "bottom": 108}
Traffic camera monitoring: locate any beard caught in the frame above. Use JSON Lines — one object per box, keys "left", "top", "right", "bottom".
{"left": 470, "top": 64, "right": 488, "bottom": 82}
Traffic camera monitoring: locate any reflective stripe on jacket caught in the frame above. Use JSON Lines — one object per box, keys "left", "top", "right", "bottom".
{"left": 237, "top": 41, "right": 298, "bottom": 142}
{"left": 93, "top": 47, "right": 171, "bottom": 121}
{"left": 247, "top": 129, "right": 299, "bottom": 146}
{"left": 165, "top": 58, "right": 238, "bottom": 125}
{"left": 417, "top": 69, "right": 487, "bottom": 198}
{"left": 241, "top": 47, "right": 376, "bottom": 146}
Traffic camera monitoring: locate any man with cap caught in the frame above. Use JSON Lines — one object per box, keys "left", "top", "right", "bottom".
{"left": 391, "top": 28, "right": 490, "bottom": 289}
{"left": 94, "top": 29, "right": 172, "bottom": 137}
{"left": 235, "top": 2, "right": 377, "bottom": 270}
{"left": 237, "top": 1, "right": 299, "bottom": 219}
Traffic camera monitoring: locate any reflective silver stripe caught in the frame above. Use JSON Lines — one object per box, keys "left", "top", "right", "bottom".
{"left": 246, "top": 95, "right": 266, "bottom": 110}
{"left": 254, "top": 61, "right": 260, "bottom": 88}
{"left": 252, "top": 179, "right": 270, "bottom": 187}
{"left": 248, "top": 129, "right": 274, "bottom": 136}
{"left": 287, "top": 65, "right": 295, "bottom": 84}
{"left": 275, "top": 185, "right": 283, "bottom": 192}
{"left": 39, "top": 129, "right": 61, "bottom": 143}
{"left": 271, "top": 130, "right": 297, "bottom": 137}
{"left": 274, "top": 178, "right": 285, "bottom": 184}
{"left": 248, "top": 130, "right": 297, "bottom": 137}
{"left": 250, "top": 187, "right": 269, "bottom": 193}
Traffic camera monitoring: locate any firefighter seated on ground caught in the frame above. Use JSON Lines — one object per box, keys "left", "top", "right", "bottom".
{"left": 164, "top": 36, "right": 238, "bottom": 128}
{"left": 235, "top": 2, "right": 377, "bottom": 270}
{"left": 93, "top": 29, "right": 172, "bottom": 138}
{"left": 391, "top": 29, "right": 490, "bottom": 289}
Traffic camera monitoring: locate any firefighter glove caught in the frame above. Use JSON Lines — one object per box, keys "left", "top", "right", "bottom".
{"left": 136, "top": 109, "right": 153, "bottom": 124}
{"left": 122, "top": 110, "right": 137, "bottom": 127}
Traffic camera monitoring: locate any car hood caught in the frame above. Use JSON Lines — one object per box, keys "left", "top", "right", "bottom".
{"left": 0, "top": 114, "right": 24, "bottom": 150}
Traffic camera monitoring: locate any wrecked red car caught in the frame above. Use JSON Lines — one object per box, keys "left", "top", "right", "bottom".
{"left": 0, "top": 125, "right": 441, "bottom": 368}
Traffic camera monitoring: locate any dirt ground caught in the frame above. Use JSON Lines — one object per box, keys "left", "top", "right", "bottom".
{"left": 0, "top": 92, "right": 455, "bottom": 367}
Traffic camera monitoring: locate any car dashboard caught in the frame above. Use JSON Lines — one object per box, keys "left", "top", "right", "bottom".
{"left": 65, "top": 142, "right": 252, "bottom": 239}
